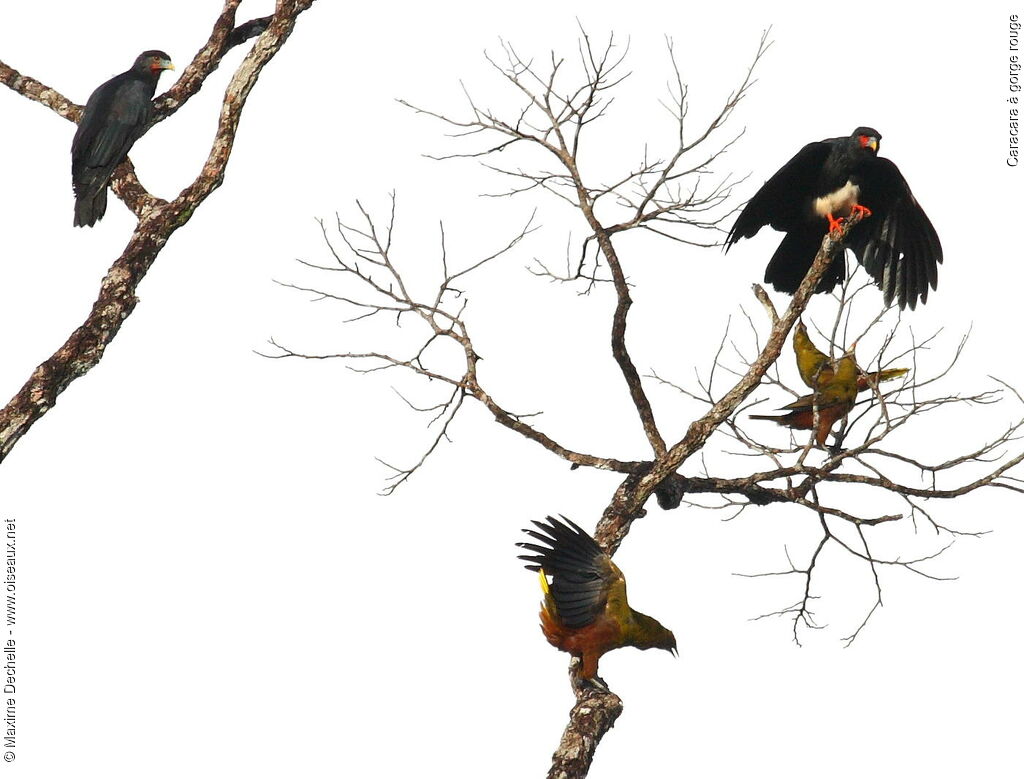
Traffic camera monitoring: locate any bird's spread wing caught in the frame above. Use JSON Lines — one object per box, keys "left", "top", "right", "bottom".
{"left": 517, "top": 516, "right": 613, "bottom": 629}
{"left": 846, "top": 157, "right": 942, "bottom": 310}
{"left": 725, "top": 141, "right": 833, "bottom": 246}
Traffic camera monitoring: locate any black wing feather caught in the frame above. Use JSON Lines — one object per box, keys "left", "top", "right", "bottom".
{"left": 517, "top": 515, "right": 608, "bottom": 629}
{"left": 846, "top": 157, "right": 942, "bottom": 310}
{"left": 725, "top": 141, "right": 833, "bottom": 247}
{"left": 762, "top": 224, "right": 844, "bottom": 294}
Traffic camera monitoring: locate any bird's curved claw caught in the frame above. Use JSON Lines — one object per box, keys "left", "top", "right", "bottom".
{"left": 850, "top": 203, "right": 873, "bottom": 219}
{"left": 826, "top": 213, "right": 845, "bottom": 234}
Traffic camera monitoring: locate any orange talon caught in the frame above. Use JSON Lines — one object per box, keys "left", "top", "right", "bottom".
{"left": 826, "top": 213, "right": 844, "bottom": 233}
{"left": 850, "top": 203, "right": 873, "bottom": 219}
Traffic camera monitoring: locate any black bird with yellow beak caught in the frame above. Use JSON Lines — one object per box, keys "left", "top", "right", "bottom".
{"left": 72, "top": 50, "right": 175, "bottom": 226}
{"left": 725, "top": 127, "right": 942, "bottom": 310}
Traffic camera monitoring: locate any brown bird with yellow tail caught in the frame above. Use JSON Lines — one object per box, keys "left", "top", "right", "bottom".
{"left": 752, "top": 323, "right": 908, "bottom": 446}
{"left": 751, "top": 338, "right": 860, "bottom": 447}
{"left": 517, "top": 516, "right": 676, "bottom": 681}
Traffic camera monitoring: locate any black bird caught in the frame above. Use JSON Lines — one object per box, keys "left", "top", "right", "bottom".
{"left": 72, "top": 50, "right": 175, "bottom": 227}
{"left": 725, "top": 127, "right": 942, "bottom": 310}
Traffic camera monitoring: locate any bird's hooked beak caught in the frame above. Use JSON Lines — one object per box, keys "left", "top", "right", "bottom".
{"left": 148, "top": 55, "right": 175, "bottom": 75}
{"left": 861, "top": 135, "right": 879, "bottom": 152}
{"left": 669, "top": 646, "right": 679, "bottom": 658}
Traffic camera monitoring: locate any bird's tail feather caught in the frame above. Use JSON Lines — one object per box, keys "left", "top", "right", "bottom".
{"left": 764, "top": 227, "right": 844, "bottom": 294}
{"left": 74, "top": 187, "right": 107, "bottom": 227}
{"left": 856, "top": 367, "right": 909, "bottom": 391}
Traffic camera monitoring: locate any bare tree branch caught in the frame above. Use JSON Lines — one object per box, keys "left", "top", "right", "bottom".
{"left": 546, "top": 672, "right": 623, "bottom": 779}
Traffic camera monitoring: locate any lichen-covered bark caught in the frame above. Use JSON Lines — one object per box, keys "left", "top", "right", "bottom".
{"left": 547, "top": 684, "right": 623, "bottom": 779}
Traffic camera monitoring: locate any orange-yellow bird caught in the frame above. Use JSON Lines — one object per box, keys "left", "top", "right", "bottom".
{"left": 793, "top": 321, "right": 908, "bottom": 393}
{"left": 751, "top": 342, "right": 860, "bottom": 446}
{"left": 517, "top": 516, "right": 676, "bottom": 680}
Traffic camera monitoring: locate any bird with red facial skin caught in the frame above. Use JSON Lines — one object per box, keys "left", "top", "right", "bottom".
{"left": 72, "top": 50, "right": 175, "bottom": 227}
{"left": 725, "top": 127, "right": 942, "bottom": 310}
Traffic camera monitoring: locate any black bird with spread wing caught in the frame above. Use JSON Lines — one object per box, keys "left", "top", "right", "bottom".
{"left": 725, "top": 127, "right": 942, "bottom": 310}
{"left": 72, "top": 50, "right": 174, "bottom": 227}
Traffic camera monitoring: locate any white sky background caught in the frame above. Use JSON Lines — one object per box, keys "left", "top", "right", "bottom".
{"left": 1, "top": 1, "right": 1021, "bottom": 777}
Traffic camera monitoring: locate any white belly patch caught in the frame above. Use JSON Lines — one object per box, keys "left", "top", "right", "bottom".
{"left": 813, "top": 181, "right": 861, "bottom": 218}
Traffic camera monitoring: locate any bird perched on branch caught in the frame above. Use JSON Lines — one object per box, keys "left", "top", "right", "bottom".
{"left": 72, "top": 50, "right": 175, "bottom": 226}
{"left": 793, "top": 321, "right": 908, "bottom": 393}
{"left": 517, "top": 515, "right": 676, "bottom": 681}
{"left": 725, "top": 127, "right": 942, "bottom": 310}
{"left": 751, "top": 341, "right": 860, "bottom": 446}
